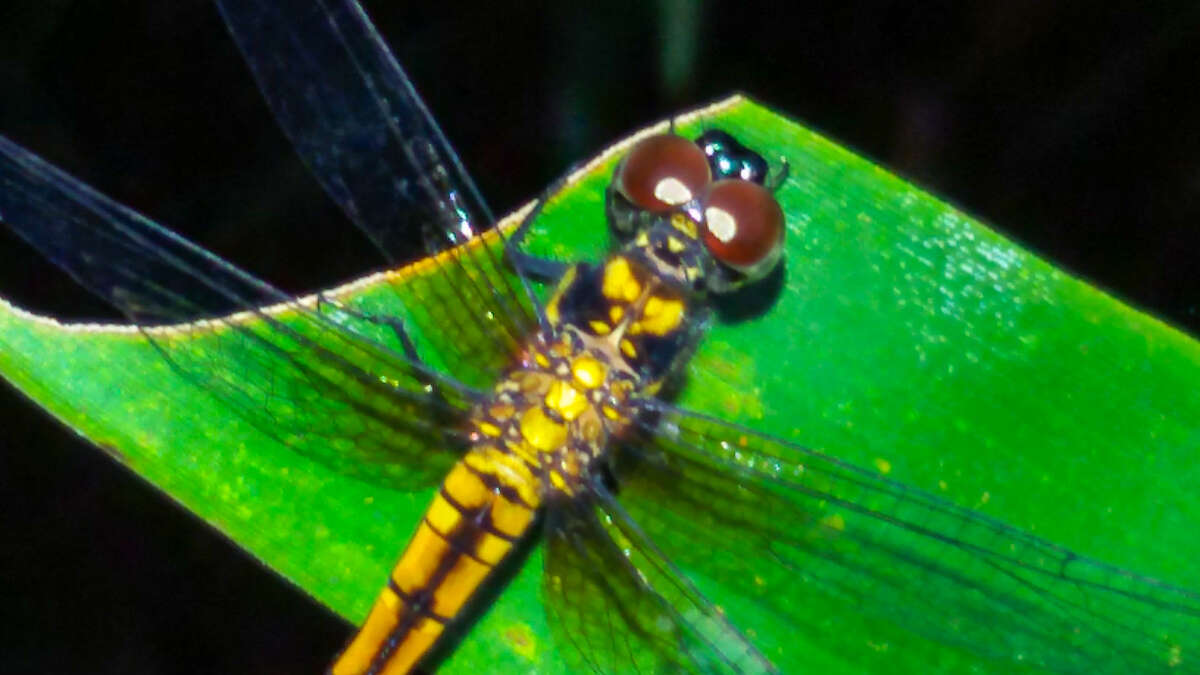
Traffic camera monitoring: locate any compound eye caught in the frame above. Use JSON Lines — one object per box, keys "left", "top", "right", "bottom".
{"left": 616, "top": 134, "right": 712, "bottom": 212}
{"left": 701, "top": 179, "right": 785, "bottom": 272}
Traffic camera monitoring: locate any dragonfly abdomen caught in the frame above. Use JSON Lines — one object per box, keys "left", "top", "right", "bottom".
{"left": 329, "top": 349, "right": 623, "bottom": 674}
{"left": 330, "top": 456, "right": 539, "bottom": 675}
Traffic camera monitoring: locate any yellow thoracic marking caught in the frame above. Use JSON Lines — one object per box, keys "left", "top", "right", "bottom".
{"left": 667, "top": 236, "right": 687, "bottom": 253}
{"left": 550, "top": 339, "right": 573, "bottom": 357}
{"left": 571, "top": 355, "right": 605, "bottom": 389}
{"left": 671, "top": 211, "right": 698, "bottom": 238}
{"left": 519, "top": 405, "right": 568, "bottom": 453}
{"left": 543, "top": 265, "right": 576, "bottom": 326}
{"left": 513, "top": 371, "right": 545, "bottom": 395}
{"left": 488, "top": 403, "right": 516, "bottom": 420}
{"left": 609, "top": 305, "right": 624, "bottom": 323}
{"left": 633, "top": 294, "right": 685, "bottom": 336}
{"left": 644, "top": 380, "right": 664, "bottom": 397}
{"left": 476, "top": 420, "right": 502, "bottom": 437}
{"left": 588, "top": 320, "right": 612, "bottom": 335}
{"left": 602, "top": 257, "right": 642, "bottom": 302}
{"left": 545, "top": 380, "right": 588, "bottom": 421}
{"left": 620, "top": 338, "right": 637, "bottom": 358}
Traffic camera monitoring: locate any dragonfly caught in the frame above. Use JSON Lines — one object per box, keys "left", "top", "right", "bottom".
{"left": 1, "top": 0, "right": 1198, "bottom": 673}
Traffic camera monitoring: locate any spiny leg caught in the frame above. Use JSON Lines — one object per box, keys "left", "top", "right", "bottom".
{"left": 505, "top": 174, "right": 575, "bottom": 286}
{"left": 315, "top": 295, "right": 469, "bottom": 430}
{"left": 764, "top": 156, "right": 790, "bottom": 192}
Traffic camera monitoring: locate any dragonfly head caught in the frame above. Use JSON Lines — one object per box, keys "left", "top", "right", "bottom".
{"left": 605, "top": 129, "right": 786, "bottom": 294}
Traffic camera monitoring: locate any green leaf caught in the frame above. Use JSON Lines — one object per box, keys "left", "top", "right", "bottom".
{"left": 1, "top": 95, "right": 1197, "bottom": 673}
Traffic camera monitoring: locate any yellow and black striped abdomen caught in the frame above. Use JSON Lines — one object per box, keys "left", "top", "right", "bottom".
{"left": 331, "top": 453, "right": 539, "bottom": 675}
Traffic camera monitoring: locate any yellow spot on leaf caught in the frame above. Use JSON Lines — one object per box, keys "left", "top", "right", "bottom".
{"left": 504, "top": 623, "right": 538, "bottom": 661}
{"left": 821, "top": 514, "right": 845, "bottom": 532}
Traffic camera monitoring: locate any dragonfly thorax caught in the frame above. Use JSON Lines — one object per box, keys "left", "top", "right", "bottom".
{"left": 471, "top": 329, "right": 638, "bottom": 498}
{"left": 546, "top": 255, "right": 699, "bottom": 388}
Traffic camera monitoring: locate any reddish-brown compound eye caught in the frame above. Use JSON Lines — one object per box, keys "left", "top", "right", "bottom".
{"left": 615, "top": 134, "right": 712, "bottom": 212}
{"left": 701, "top": 179, "right": 785, "bottom": 271}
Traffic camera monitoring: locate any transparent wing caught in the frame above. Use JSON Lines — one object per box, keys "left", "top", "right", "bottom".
{"left": 0, "top": 135, "right": 478, "bottom": 489}
{"left": 543, "top": 491, "right": 775, "bottom": 674}
{"left": 215, "top": 0, "right": 540, "bottom": 388}
{"left": 618, "top": 400, "right": 1200, "bottom": 673}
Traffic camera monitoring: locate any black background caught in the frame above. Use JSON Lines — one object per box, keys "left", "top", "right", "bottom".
{"left": 1, "top": 2, "right": 1198, "bottom": 673}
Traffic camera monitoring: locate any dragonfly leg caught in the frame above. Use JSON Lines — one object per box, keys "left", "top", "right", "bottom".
{"left": 316, "top": 295, "right": 427, "bottom": 365}
{"left": 313, "top": 295, "right": 480, "bottom": 418}
{"left": 505, "top": 175, "right": 573, "bottom": 284}
{"left": 765, "top": 156, "right": 790, "bottom": 192}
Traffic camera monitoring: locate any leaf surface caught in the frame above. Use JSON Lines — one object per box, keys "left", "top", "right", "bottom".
{"left": 2, "top": 96, "right": 1197, "bottom": 672}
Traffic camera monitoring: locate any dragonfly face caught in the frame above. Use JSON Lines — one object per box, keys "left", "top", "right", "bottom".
{"left": 606, "top": 131, "right": 786, "bottom": 295}
{"left": 1, "top": 1, "right": 1199, "bottom": 674}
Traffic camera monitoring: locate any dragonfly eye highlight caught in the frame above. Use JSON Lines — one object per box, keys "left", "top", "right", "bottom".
{"left": 615, "top": 134, "right": 712, "bottom": 212}
{"left": 701, "top": 179, "right": 785, "bottom": 275}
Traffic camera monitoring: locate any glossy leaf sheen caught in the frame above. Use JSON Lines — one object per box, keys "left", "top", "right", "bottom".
{"left": 1, "top": 97, "right": 1197, "bottom": 673}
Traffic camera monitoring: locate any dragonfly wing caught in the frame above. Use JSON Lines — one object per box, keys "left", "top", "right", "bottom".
{"left": 620, "top": 400, "right": 1200, "bottom": 672}
{"left": 543, "top": 490, "right": 776, "bottom": 674}
{"left": 215, "top": 0, "right": 539, "bottom": 388}
{"left": 0, "top": 135, "right": 476, "bottom": 489}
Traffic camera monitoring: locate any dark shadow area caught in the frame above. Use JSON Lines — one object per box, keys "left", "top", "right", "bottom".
{"left": 712, "top": 257, "right": 788, "bottom": 324}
